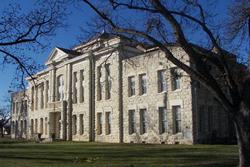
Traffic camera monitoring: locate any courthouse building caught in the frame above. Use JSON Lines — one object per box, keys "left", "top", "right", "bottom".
{"left": 10, "top": 33, "right": 234, "bottom": 144}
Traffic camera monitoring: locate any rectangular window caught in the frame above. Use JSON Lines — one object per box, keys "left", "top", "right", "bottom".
{"left": 12, "top": 102, "right": 15, "bottom": 114}
{"left": 35, "top": 119, "right": 38, "bottom": 134}
{"left": 105, "top": 112, "right": 111, "bottom": 135}
{"left": 128, "top": 76, "right": 135, "bottom": 96}
{"left": 40, "top": 118, "right": 43, "bottom": 134}
{"left": 16, "top": 102, "right": 19, "bottom": 114}
{"left": 31, "top": 86, "right": 34, "bottom": 111}
{"left": 173, "top": 106, "right": 181, "bottom": 134}
{"left": 80, "top": 70, "right": 84, "bottom": 103}
{"left": 45, "top": 80, "right": 49, "bottom": 107}
{"left": 171, "top": 68, "right": 181, "bottom": 90}
{"left": 159, "top": 107, "right": 167, "bottom": 134}
{"left": 45, "top": 117, "right": 48, "bottom": 135}
{"left": 72, "top": 115, "right": 77, "bottom": 135}
{"left": 79, "top": 114, "right": 84, "bottom": 135}
{"left": 23, "top": 100, "right": 27, "bottom": 113}
{"left": 73, "top": 72, "right": 78, "bottom": 104}
{"left": 105, "top": 64, "right": 111, "bottom": 100}
{"left": 35, "top": 86, "right": 38, "bottom": 110}
{"left": 97, "top": 66, "right": 102, "bottom": 100}
{"left": 128, "top": 110, "right": 136, "bottom": 134}
{"left": 97, "top": 113, "right": 103, "bottom": 135}
{"left": 139, "top": 74, "right": 147, "bottom": 95}
{"left": 140, "top": 109, "right": 147, "bottom": 134}
{"left": 40, "top": 83, "right": 44, "bottom": 109}
{"left": 158, "top": 70, "right": 167, "bottom": 92}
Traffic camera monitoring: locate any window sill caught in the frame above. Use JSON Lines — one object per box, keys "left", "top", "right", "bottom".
{"left": 172, "top": 89, "right": 181, "bottom": 92}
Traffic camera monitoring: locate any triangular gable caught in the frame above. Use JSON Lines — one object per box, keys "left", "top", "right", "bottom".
{"left": 45, "top": 47, "right": 71, "bottom": 66}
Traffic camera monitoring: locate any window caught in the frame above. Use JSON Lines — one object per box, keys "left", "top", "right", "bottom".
{"left": 171, "top": 68, "right": 181, "bottom": 90}
{"left": 31, "top": 86, "right": 34, "bottom": 111}
{"left": 40, "top": 83, "right": 44, "bottom": 109}
{"left": 128, "top": 76, "right": 135, "bottom": 96}
{"left": 35, "top": 86, "right": 38, "bottom": 110}
{"left": 45, "top": 117, "right": 48, "bottom": 135}
{"left": 140, "top": 109, "right": 147, "bottom": 134}
{"left": 105, "top": 64, "right": 111, "bottom": 100}
{"left": 35, "top": 119, "right": 38, "bottom": 134}
{"left": 80, "top": 70, "right": 84, "bottom": 103}
{"left": 173, "top": 106, "right": 181, "bottom": 134}
{"left": 23, "top": 100, "right": 27, "bottom": 113}
{"left": 57, "top": 75, "right": 64, "bottom": 101}
{"left": 72, "top": 115, "right": 77, "bottom": 135}
{"left": 97, "top": 66, "right": 102, "bottom": 100}
{"left": 45, "top": 81, "right": 49, "bottom": 107}
{"left": 20, "top": 120, "right": 23, "bottom": 135}
{"left": 79, "top": 114, "right": 84, "bottom": 135}
{"left": 30, "top": 119, "right": 34, "bottom": 135}
{"left": 40, "top": 118, "right": 43, "bottom": 134}
{"left": 139, "top": 74, "right": 147, "bottom": 95}
{"left": 159, "top": 107, "right": 167, "bottom": 134}
{"left": 128, "top": 110, "right": 136, "bottom": 134}
{"left": 158, "top": 70, "right": 167, "bottom": 92}
{"left": 97, "top": 113, "right": 103, "bottom": 135}
{"left": 12, "top": 102, "right": 15, "bottom": 114}
{"left": 16, "top": 102, "right": 19, "bottom": 114}
{"left": 105, "top": 112, "right": 111, "bottom": 135}
{"left": 73, "top": 72, "right": 78, "bottom": 104}
{"left": 24, "top": 120, "right": 27, "bottom": 135}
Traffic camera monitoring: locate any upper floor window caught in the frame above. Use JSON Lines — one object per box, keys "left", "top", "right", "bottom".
{"left": 105, "top": 64, "right": 111, "bottom": 100}
{"left": 128, "top": 76, "right": 135, "bottom": 96}
{"left": 57, "top": 75, "right": 64, "bottom": 101}
{"left": 73, "top": 72, "right": 78, "bottom": 104}
{"left": 97, "top": 66, "right": 102, "bottom": 101}
{"left": 45, "top": 80, "right": 49, "bottom": 106}
{"left": 80, "top": 70, "right": 84, "bottom": 103}
{"left": 158, "top": 70, "right": 167, "bottom": 93}
{"left": 139, "top": 74, "right": 147, "bottom": 95}
{"left": 171, "top": 68, "right": 181, "bottom": 90}
{"left": 40, "top": 83, "right": 44, "bottom": 109}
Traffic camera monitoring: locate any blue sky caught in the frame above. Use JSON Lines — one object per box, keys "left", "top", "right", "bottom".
{"left": 0, "top": 0, "right": 247, "bottom": 106}
{"left": 0, "top": 0, "right": 95, "bottom": 105}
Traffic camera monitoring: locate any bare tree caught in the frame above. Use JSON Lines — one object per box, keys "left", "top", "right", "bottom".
{"left": 81, "top": 0, "right": 250, "bottom": 166}
{"left": 0, "top": 0, "right": 68, "bottom": 90}
{"left": 0, "top": 107, "right": 10, "bottom": 138}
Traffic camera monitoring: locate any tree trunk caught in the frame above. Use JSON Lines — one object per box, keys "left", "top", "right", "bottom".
{"left": 234, "top": 103, "right": 250, "bottom": 167}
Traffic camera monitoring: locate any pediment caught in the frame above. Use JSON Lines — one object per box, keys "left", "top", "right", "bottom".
{"left": 45, "top": 47, "right": 81, "bottom": 66}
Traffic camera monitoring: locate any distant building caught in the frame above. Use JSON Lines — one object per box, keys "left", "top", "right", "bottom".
{"left": 11, "top": 33, "right": 235, "bottom": 144}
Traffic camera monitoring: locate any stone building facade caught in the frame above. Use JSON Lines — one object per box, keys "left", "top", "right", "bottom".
{"left": 11, "top": 33, "right": 234, "bottom": 144}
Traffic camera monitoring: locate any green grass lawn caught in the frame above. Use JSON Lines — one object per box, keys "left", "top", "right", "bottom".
{"left": 0, "top": 138, "right": 238, "bottom": 167}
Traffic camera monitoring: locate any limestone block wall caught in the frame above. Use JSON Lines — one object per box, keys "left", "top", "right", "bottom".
{"left": 71, "top": 59, "right": 91, "bottom": 141}
{"left": 94, "top": 51, "right": 121, "bottom": 143}
{"left": 122, "top": 48, "right": 194, "bottom": 144}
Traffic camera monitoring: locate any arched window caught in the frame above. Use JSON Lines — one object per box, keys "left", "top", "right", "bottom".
{"left": 57, "top": 75, "right": 64, "bottom": 101}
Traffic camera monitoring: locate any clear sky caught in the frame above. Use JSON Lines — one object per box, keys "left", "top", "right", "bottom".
{"left": 0, "top": 0, "right": 246, "bottom": 106}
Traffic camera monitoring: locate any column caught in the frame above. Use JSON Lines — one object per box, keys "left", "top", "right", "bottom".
{"left": 67, "top": 63, "right": 73, "bottom": 141}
